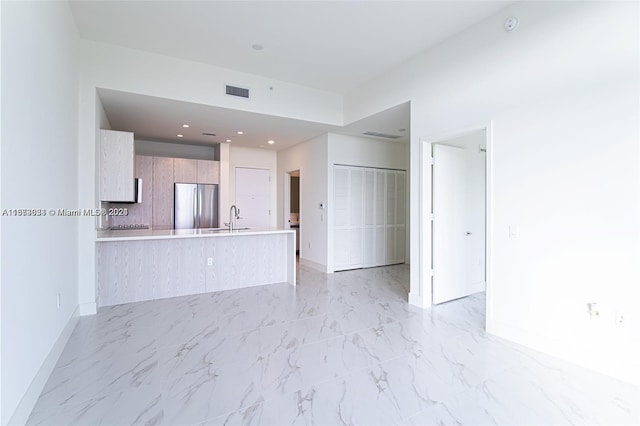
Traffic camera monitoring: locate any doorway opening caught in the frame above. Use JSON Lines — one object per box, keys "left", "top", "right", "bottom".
{"left": 284, "top": 170, "right": 301, "bottom": 256}
{"left": 425, "top": 126, "right": 491, "bottom": 330}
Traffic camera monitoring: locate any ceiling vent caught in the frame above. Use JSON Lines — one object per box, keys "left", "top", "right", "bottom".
{"left": 202, "top": 132, "right": 216, "bottom": 137}
{"left": 225, "top": 84, "right": 250, "bottom": 99}
{"left": 362, "top": 131, "right": 401, "bottom": 139}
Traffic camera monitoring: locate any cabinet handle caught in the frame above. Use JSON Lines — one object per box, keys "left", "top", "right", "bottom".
{"left": 193, "top": 188, "right": 197, "bottom": 228}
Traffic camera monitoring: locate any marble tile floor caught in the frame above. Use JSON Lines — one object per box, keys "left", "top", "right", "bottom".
{"left": 28, "top": 264, "right": 638, "bottom": 425}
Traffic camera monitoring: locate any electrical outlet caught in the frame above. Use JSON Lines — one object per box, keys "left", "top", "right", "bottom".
{"left": 207, "top": 257, "right": 213, "bottom": 266}
{"left": 56, "top": 293, "right": 61, "bottom": 309}
{"left": 615, "top": 311, "right": 626, "bottom": 326}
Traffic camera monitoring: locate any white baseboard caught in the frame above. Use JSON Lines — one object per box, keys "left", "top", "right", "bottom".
{"left": 8, "top": 306, "right": 80, "bottom": 425}
{"left": 487, "top": 318, "right": 639, "bottom": 387}
{"left": 298, "top": 258, "right": 328, "bottom": 273}
{"left": 79, "top": 301, "right": 97, "bottom": 316}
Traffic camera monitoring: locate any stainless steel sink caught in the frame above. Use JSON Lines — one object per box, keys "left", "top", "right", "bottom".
{"left": 201, "top": 227, "right": 251, "bottom": 233}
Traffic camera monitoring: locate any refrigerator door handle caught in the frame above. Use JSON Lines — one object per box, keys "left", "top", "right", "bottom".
{"left": 193, "top": 187, "right": 197, "bottom": 228}
{"left": 198, "top": 186, "right": 203, "bottom": 228}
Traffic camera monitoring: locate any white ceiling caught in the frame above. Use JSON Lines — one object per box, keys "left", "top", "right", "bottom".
{"left": 83, "top": 1, "right": 510, "bottom": 151}
{"left": 70, "top": 1, "right": 512, "bottom": 94}
{"left": 98, "top": 89, "right": 410, "bottom": 151}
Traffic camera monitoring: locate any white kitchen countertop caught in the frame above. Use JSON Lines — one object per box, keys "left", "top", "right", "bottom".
{"left": 96, "top": 227, "right": 294, "bottom": 242}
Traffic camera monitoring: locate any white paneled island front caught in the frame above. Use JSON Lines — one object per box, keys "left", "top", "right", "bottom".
{"left": 96, "top": 228, "right": 295, "bottom": 307}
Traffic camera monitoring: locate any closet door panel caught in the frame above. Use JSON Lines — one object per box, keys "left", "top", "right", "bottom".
{"left": 334, "top": 229, "right": 350, "bottom": 269}
{"left": 374, "top": 227, "right": 386, "bottom": 265}
{"left": 364, "top": 170, "right": 375, "bottom": 226}
{"left": 375, "top": 171, "right": 385, "bottom": 226}
{"left": 396, "top": 225, "right": 406, "bottom": 263}
{"left": 349, "top": 228, "right": 363, "bottom": 266}
{"left": 334, "top": 167, "right": 350, "bottom": 228}
{"left": 397, "top": 171, "right": 406, "bottom": 225}
{"left": 349, "top": 168, "right": 364, "bottom": 227}
{"left": 386, "top": 171, "right": 396, "bottom": 226}
{"left": 363, "top": 227, "right": 375, "bottom": 266}
{"left": 386, "top": 227, "right": 396, "bottom": 264}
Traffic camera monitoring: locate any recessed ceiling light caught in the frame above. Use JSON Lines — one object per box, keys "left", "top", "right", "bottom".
{"left": 252, "top": 44, "right": 264, "bottom": 51}
{"left": 267, "top": 140, "right": 275, "bottom": 145}
{"left": 237, "top": 131, "right": 244, "bottom": 135}
{"left": 177, "top": 134, "right": 183, "bottom": 138}
{"left": 226, "top": 139, "right": 231, "bottom": 143}
{"left": 182, "top": 124, "right": 189, "bottom": 128}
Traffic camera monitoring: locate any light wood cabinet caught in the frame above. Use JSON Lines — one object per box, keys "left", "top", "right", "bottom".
{"left": 174, "top": 158, "right": 197, "bottom": 183}
{"left": 133, "top": 155, "right": 153, "bottom": 225}
{"left": 197, "top": 160, "right": 219, "bottom": 184}
{"left": 114, "top": 155, "right": 218, "bottom": 228}
{"left": 99, "top": 129, "right": 134, "bottom": 202}
{"left": 152, "top": 157, "right": 175, "bottom": 228}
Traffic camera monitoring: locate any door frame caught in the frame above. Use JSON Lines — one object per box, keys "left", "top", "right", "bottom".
{"left": 283, "top": 169, "right": 301, "bottom": 229}
{"left": 419, "top": 122, "right": 494, "bottom": 324}
{"left": 283, "top": 169, "right": 301, "bottom": 257}
{"left": 283, "top": 171, "right": 292, "bottom": 230}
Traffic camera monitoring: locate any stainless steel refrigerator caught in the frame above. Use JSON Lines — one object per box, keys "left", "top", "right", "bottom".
{"left": 174, "top": 183, "right": 218, "bottom": 229}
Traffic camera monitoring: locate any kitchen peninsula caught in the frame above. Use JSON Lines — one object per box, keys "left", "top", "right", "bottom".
{"left": 96, "top": 228, "right": 295, "bottom": 307}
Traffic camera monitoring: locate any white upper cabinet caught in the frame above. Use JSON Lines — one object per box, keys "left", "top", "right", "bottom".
{"left": 99, "top": 129, "right": 135, "bottom": 202}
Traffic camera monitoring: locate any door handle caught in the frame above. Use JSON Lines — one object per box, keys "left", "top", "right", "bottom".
{"left": 198, "top": 188, "right": 203, "bottom": 226}
{"left": 465, "top": 231, "right": 472, "bottom": 236}
{"left": 193, "top": 187, "right": 197, "bottom": 228}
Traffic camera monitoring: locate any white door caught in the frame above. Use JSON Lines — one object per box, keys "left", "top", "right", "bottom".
{"left": 333, "top": 166, "right": 364, "bottom": 270}
{"left": 235, "top": 167, "right": 271, "bottom": 228}
{"left": 432, "top": 144, "right": 485, "bottom": 304}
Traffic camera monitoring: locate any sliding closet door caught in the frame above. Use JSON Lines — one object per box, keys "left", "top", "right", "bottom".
{"left": 333, "top": 165, "right": 406, "bottom": 271}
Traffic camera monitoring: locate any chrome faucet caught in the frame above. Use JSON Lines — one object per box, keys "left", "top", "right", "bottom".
{"left": 225, "top": 205, "right": 241, "bottom": 230}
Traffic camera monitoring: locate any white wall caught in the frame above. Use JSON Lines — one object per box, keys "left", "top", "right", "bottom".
{"left": 327, "top": 133, "right": 409, "bottom": 271}
{"left": 344, "top": 1, "right": 639, "bottom": 384}
{"left": 0, "top": 4, "right": 4, "bottom": 423}
{"left": 329, "top": 134, "right": 407, "bottom": 170}
{"left": 277, "top": 134, "right": 329, "bottom": 271}
{"left": 229, "top": 145, "right": 277, "bottom": 227}
{"left": 1, "top": 1, "right": 80, "bottom": 423}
